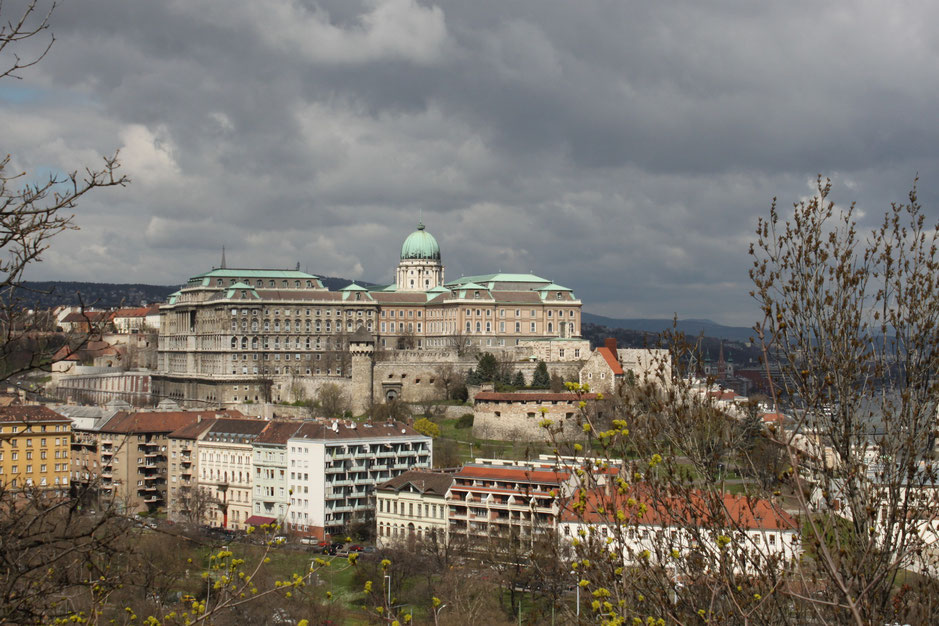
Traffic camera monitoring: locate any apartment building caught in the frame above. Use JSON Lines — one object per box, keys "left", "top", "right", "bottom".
{"left": 375, "top": 469, "right": 453, "bottom": 548}
{"left": 249, "top": 420, "right": 302, "bottom": 526}
{"left": 166, "top": 417, "right": 219, "bottom": 523}
{"left": 287, "top": 419, "right": 432, "bottom": 540}
{"left": 0, "top": 405, "right": 71, "bottom": 493}
{"left": 199, "top": 417, "right": 269, "bottom": 530}
{"left": 98, "top": 410, "right": 241, "bottom": 514}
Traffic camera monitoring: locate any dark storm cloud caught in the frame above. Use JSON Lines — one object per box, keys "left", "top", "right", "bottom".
{"left": 5, "top": 0, "right": 939, "bottom": 325}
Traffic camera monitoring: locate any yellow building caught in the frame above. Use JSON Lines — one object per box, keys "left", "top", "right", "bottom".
{"left": 0, "top": 405, "right": 71, "bottom": 494}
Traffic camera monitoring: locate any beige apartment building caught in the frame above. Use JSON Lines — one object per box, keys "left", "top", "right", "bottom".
{"left": 97, "top": 410, "right": 242, "bottom": 514}
{"left": 199, "top": 418, "right": 268, "bottom": 530}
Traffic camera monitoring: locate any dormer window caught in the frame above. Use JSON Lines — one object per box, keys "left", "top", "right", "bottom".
{"left": 474, "top": 291, "right": 480, "bottom": 299}
{"left": 556, "top": 292, "right": 562, "bottom": 300}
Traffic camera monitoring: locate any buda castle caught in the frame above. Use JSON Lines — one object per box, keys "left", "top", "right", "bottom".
{"left": 154, "top": 223, "right": 586, "bottom": 411}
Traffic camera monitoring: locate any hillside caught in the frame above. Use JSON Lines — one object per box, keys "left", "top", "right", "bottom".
{"left": 581, "top": 312, "right": 756, "bottom": 342}
{"left": 17, "top": 277, "right": 379, "bottom": 309}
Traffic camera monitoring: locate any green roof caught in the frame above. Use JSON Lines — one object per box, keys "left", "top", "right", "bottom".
{"left": 446, "top": 273, "right": 549, "bottom": 286}
{"left": 192, "top": 268, "right": 320, "bottom": 280}
{"left": 536, "top": 283, "right": 572, "bottom": 291}
{"left": 339, "top": 283, "right": 369, "bottom": 291}
{"left": 400, "top": 222, "right": 441, "bottom": 260}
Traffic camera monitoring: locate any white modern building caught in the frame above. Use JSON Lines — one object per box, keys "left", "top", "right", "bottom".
{"left": 286, "top": 419, "right": 432, "bottom": 540}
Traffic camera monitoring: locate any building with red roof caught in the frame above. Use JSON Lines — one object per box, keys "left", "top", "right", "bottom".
{"left": 559, "top": 486, "right": 800, "bottom": 574}
{"left": 472, "top": 390, "right": 600, "bottom": 441}
{"left": 578, "top": 338, "right": 670, "bottom": 394}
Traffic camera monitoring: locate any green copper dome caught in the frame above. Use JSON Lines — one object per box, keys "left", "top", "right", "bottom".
{"left": 400, "top": 222, "right": 441, "bottom": 260}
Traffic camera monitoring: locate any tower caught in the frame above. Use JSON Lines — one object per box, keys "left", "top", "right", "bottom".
{"left": 395, "top": 221, "right": 444, "bottom": 291}
{"left": 348, "top": 326, "right": 375, "bottom": 415}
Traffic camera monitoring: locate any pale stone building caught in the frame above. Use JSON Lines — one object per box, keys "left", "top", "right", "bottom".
{"left": 579, "top": 339, "right": 670, "bottom": 394}
{"left": 199, "top": 417, "right": 268, "bottom": 530}
{"left": 154, "top": 222, "right": 584, "bottom": 410}
{"left": 375, "top": 470, "right": 453, "bottom": 548}
{"left": 472, "top": 391, "right": 600, "bottom": 441}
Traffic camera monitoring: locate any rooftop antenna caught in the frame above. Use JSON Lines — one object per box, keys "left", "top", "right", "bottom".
{"left": 296, "top": 261, "right": 300, "bottom": 271}
{"left": 221, "top": 245, "right": 227, "bottom": 269}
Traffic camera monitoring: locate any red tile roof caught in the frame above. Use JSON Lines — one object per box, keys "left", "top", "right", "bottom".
{"left": 61, "top": 311, "right": 111, "bottom": 323}
{"left": 168, "top": 418, "right": 218, "bottom": 440}
{"left": 454, "top": 464, "right": 571, "bottom": 485}
{"left": 256, "top": 420, "right": 303, "bottom": 444}
{"left": 596, "top": 347, "right": 624, "bottom": 375}
{"left": 101, "top": 409, "right": 246, "bottom": 434}
{"left": 0, "top": 405, "right": 71, "bottom": 424}
{"left": 562, "top": 487, "right": 797, "bottom": 531}
{"left": 474, "top": 392, "right": 598, "bottom": 403}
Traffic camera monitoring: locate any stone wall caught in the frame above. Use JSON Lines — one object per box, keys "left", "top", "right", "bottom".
{"left": 472, "top": 393, "right": 597, "bottom": 442}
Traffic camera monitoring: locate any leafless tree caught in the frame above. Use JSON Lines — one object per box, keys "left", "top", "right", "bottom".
{"left": 316, "top": 382, "right": 350, "bottom": 418}
{"left": 434, "top": 362, "right": 463, "bottom": 400}
{"left": 551, "top": 178, "right": 939, "bottom": 625}
{"left": 0, "top": 2, "right": 128, "bottom": 381}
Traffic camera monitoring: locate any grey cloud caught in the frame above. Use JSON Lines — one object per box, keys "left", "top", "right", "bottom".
{"left": 5, "top": 0, "right": 939, "bottom": 326}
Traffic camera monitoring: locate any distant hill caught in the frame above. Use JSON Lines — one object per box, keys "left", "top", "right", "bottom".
{"left": 18, "top": 277, "right": 380, "bottom": 309}
{"left": 581, "top": 312, "right": 756, "bottom": 343}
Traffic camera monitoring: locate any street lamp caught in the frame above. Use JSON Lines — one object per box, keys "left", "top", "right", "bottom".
{"left": 571, "top": 570, "right": 579, "bottom": 617}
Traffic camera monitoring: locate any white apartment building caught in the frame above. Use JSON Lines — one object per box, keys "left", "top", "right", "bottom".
{"left": 560, "top": 488, "right": 800, "bottom": 575}
{"left": 286, "top": 419, "right": 432, "bottom": 540}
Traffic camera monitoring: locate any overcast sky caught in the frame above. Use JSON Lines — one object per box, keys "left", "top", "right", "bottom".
{"left": 3, "top": 1, "right": 938, "bottom": 326}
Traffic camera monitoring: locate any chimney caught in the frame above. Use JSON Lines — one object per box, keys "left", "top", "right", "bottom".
{"left": 604, "top": 338, "right": 618, "bottom": 356}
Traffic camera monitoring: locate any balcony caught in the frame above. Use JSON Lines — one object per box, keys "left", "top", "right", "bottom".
{"left": 325, "top": 465, "right": 344, "bottom": 474}
{"left": 143, "top": 495, "right": 161, "bottom": 503}
{"left": 329, "top": 479, "right": 353, "bottom": 487}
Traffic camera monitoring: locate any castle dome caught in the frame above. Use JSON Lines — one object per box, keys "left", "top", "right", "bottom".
{"left": 400, "top": 222, "right": 441, "bottom": 260}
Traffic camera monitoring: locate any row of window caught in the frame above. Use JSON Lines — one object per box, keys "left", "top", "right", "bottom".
{"left": 0, "top": 463, "right": 65, "bottom": 474}
{"left": 1, "top": 425, "right": 67, "bottom": 434}
{"left": 0, "top": 449, "right": 64, "bottom": 461}
{"left": 230, "top": 307, "right": 372, "bottom": 317}
{"left": 378, "top": 498, "right": 446, "bottom": 519}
